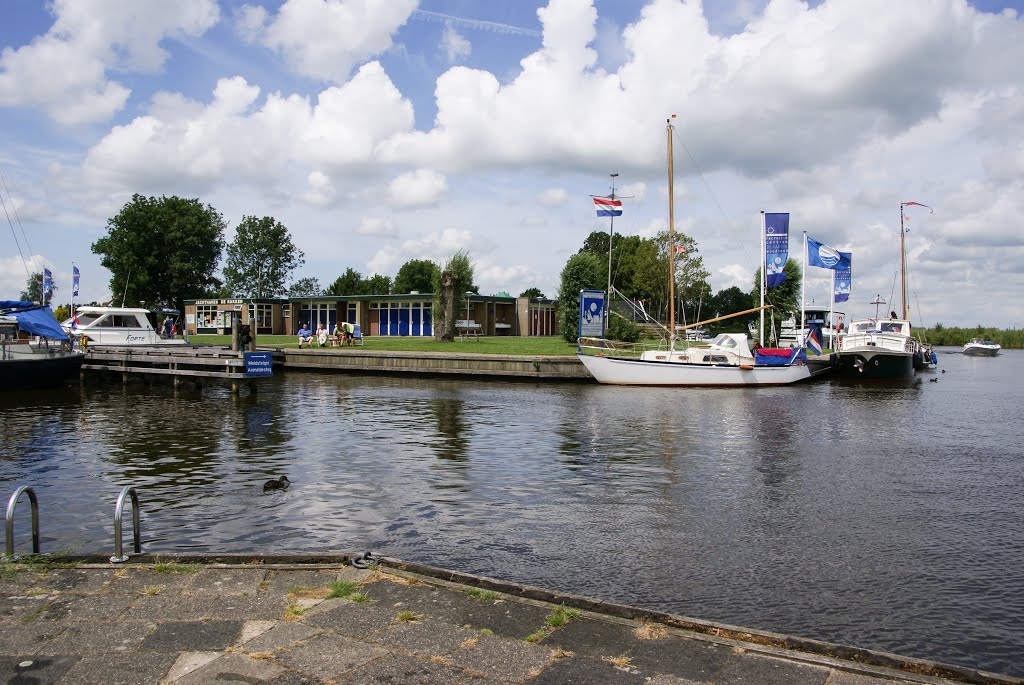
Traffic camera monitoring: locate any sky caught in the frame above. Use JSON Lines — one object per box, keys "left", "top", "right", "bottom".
{"left": 1, "top": 0, "right": 1023, "bottom": 328}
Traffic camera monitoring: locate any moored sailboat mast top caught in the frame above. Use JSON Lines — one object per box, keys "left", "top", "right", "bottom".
{"left": 667, "top": 118, "right": 676, "bottom": 342}
{"left": 899, "top": 200, "right": 933, "bottom": 320}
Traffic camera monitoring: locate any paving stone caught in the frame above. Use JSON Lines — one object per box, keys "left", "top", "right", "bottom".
{"left": 105, "top": 569, "right": 197, "bottom": 594}
{"left": 0, "top": 618, "right": 65, "bottom": 654}
{"left": 239, "top": 620, "right": 279, "bottom": 644}
{"left": 645, "top": 674, "right": 706, "bottom": 685}
{"left": 55, "top": 651, "right": 178, "bottom": 685}
{"left": 365, "top": 618, "right": 480, "bottom": 657}
{"left": 0, "top": 654, "right": 80, "bottom": 684}
{"left": 261, "top": 569, "right": 341, "bottom": 597}
{"left": 274, "top": 633, "right": 388, "bottom": 680}
{"left": 141, "top": 620, "right": 245, "bottom": 651}
{"left": 363, "top": 580, "right": 550, "bottom": 641}
{"left": 36, "top": 620, "right": 156, "bottom": 654}
{"left": 54, "top": 592, "right": 138, "bottom": 622}
{"left": 713, "top": 652, "right": 830, "bottom": 685}
{"left": 192, "top": 591, "right": 286, "bottom": 620}
{"left": 526, "top": 653, "right": 645, "bottom": 684}
{"left": 301, "top": 598, "right": 395, "bottom": 637}
{"left": 164, "top": 652, "right": 222, "bottom": 682}
{"left": 186, "top": 567, "right": 267, "bottom": 596}
{"left": 447, "top": 633, "right": 553, "bottom": 683}
{"left": 341, "top": 652, "right": 469, "bottom": 685}
{"left": 33, "top": 568, "right": 112, "bottom": 594}
{"left": 242, "top": 621, "right": 323, "bottom": 652}
{"left": 826, "top": 671, "right": 917, "bottom": 685}
{"left": 263, "top": 671, "right": 329, "bottom": 685}
{"left": 174, "top": 652, "right": 286, "bottom": 685}
{"left": 627, "top": 634, "right": 738, "bottom": 682}
{"left": 537, "top": 617, "right": 639, "bottom": 657}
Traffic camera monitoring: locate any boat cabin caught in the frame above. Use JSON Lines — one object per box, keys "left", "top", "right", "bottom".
{"left": 62, "top": 306, "right": 184, "bottom": 346}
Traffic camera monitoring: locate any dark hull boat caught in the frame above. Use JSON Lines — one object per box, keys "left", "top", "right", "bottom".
{"left": 1, "top": 301, "right": 84, "bottom": 390}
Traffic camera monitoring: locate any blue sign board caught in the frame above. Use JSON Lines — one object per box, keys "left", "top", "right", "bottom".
{"left": 244, "top": 351, "right": 273, "bottom": 377}
{"left": 578, "top": 289, "right": 606, "bottom": 339}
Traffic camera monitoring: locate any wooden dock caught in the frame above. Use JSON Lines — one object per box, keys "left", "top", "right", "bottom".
{"left": 81, "top": 346, "right": 282, "bottom": 389}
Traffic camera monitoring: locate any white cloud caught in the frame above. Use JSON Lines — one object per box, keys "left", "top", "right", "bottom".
{"left": 537, "top": 187, "right": 568, "bottom": 207}
{"left": 302, "top": 171, "right": 335, "bottom": 207}
{"left": 0, "top": 0, "right": 218, "bottom": 124}
{"left": 246, "top": 0, "right": 418, "bottom": 82}
{"left": 441, "top": 23, "right": 472, "bottom": 63}
{"left": 387, "top": 169, "right": 448, "bottom": 208}
{"left": 356, "top": 217, "right": 398, "bottom": 237}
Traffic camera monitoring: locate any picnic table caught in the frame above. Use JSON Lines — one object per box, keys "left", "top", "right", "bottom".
{"left": 455, "top": 320, "right": 482, "bottom": 340}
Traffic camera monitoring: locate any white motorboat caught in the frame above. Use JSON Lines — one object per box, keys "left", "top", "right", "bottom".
{"left": 962, "top": 338, "right": 1001, "bottom": 356}
{"left": 62, "top": 306, "right": 185, "bottom": 346}
{"left": 579, "top": 332, "right": 822, "bottom": 386}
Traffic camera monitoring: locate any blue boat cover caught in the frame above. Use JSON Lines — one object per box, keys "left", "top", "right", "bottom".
{"left": 0, "top": 301, "right": 69, "bottom": 341}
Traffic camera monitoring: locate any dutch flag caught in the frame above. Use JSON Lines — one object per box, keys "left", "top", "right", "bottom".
{"left": 806, "top": 327, "right": 822, "bottom": 356}
{"left": 593, "top": 197, "right": 622, "bottom": 217}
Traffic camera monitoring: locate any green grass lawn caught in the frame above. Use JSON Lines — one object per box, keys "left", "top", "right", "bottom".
{"left": 190, "top": 334, "right": 580, "bottom": 356}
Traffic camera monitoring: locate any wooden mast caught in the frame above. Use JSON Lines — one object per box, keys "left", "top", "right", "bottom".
{"left": 667, "top": 118, "right": 676, "bottom": 345}
{"left": 900, "top": 203, "right": 907, "bottom": 319}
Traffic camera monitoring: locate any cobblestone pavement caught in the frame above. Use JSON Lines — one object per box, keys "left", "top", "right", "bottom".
{"left": 0, "top": 559, "right": 1017, "bottom": 685}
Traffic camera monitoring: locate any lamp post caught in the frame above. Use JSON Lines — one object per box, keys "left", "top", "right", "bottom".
{"left": 465, "top": 291, "right": 473, "bottom": 323}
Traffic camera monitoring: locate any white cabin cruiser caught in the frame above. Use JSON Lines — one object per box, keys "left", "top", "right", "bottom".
{"left": 62, "top": 306, "right": 185, "bottom": 346}
{"left": 962, "top": 338, "right": 1001, "bottom": 356}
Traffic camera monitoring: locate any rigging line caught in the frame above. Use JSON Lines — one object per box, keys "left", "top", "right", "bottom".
{"left": 671, "top": 127, "right": 755, "bottom": 272}
{"left": 0, "top": 170, "right": 33, "bottom": 280}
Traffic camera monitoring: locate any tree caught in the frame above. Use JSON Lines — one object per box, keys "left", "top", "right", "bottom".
{"left": 432, "top": 251, "right": 475, "bottom": 342}
{"left": 752, "top": 258, "right": 802, "bottom": 341}
{"left": 93, "top": 194, "right": 226, "bottom": 312}
{"left": 709, "top": 286, "right": 756, "bottom": 332}
{"left": 325, "top": 268, "right": 363, "bottom": 296}
{"left": 288, "top": 277, "right": 322, "bottom": 297}
{"left": 19, "top": 272, "right": 52, "bottom": 303}
{"left": 520, "top": 287, "right": 545, "bottom": 299}
{"left": 362, "top": 274, "right": 392, "bottom": 295}
{"left": 394, "top": 259, "right": 439, "bottom": 294}
{"left": 557, "top": 252, "right": 603, "bottom": 343}
{"left": 222, "top": 216, "right": 304, "bottom": 298}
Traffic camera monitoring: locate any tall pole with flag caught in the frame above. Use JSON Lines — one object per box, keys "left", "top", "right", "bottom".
{"left": 592, "top": 175, "right": 625, "bottom": 331}
{"left": 72, "top": 265, "right": 80, "bottom": 330}
{"left": 667, "top": 117, "right": 676, "bottom": 343}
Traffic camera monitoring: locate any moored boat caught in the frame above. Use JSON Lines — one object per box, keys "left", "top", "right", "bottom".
{"left": 962, "top": 338, "right": 1001, "bottom": 356}
{"left": 835, "top": 317, "right": 916, "bottom": 380}
{"left": 62, "top": 306, "right": 185, "bottom": 347}
{"left": 1, "top": 300, "right": 84, "bottom": 389}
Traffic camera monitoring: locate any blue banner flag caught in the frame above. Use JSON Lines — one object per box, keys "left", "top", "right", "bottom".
{"left": 807, "top": 236, "right": 851, "bottom": 270}
{"left": 72, "top": 265, "right": 80, "bottom": 297}
{"left": 764, "top": 213, "right": 789, "bottom": 287}
{"left": 42, "top": 267, "right": 52, "bottom": 300}
{"left": 578, "top": 289, "right": 606, "bottom": 339}
{"left": 834, "top": 252, "right": 851, "bottom": 303}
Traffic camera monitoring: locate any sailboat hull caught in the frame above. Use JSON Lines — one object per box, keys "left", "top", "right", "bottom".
{"left": 578, "top": 354, "right": 819, "bottom": 386}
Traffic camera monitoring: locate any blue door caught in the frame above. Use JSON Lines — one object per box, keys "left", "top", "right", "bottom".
{"left": 389, "top": 308, "right": 399, "bottom": 336}
{"left": 411, "top": 308, "right": 421, "bottom": 336}
{"left": 399, "top": 307, "right": 410, "bottom": 336}
{"left": 423, "top": 308, "right": 432, "bottom": 337}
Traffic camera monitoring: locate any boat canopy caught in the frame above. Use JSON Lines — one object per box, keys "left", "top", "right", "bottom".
{"left": 0, "top": 301, "right": 69, "bottom": 341}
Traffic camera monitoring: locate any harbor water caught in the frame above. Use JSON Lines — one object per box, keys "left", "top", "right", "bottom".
{"left": 2, "top": 348, "right": 1022, "bottom": 677}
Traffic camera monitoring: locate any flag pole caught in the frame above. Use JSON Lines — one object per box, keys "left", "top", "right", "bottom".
{"left": 830, "top": 270, "right": 836, "bottom": 349}
{"left": 759, "top": 211, "right": 765, "bottom": 347}
{"left": 667, "top": 118, "right": 676, "bottom": 348}
{"left": 801, "top": 231, "right": 807, "bottom": 347}
{"left": 607, "top": 172, "right": 618, "bottom": 327}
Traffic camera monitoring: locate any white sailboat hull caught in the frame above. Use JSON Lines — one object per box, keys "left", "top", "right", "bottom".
{"left": 577, "top": 354, "right": 816, "bottom": 386}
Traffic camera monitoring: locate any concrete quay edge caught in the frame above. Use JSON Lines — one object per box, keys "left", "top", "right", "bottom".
{"left": 13, "top": 551, "right": 1019, "bottom": 685}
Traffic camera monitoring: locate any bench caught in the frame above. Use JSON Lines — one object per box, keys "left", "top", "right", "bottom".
{"left": 455, "top": 320, "right": 482, "bottom": 341}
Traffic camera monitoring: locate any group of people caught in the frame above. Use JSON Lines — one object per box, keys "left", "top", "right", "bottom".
{"left": 160, "top": 317, "right": 178, "bottom": 339}
{"left": 297, "top": 321, "right": 356, "bottom": 347}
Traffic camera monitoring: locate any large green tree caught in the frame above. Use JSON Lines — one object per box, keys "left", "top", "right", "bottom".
{"left": 325, "top": 268, "right": 363, "bottom": 295}
{"left": 362, "top": 274, "right": 392, "bottom": 295}
{"left": 93, "top": 194, "right": 225, "bottom": 312}
{"left": 558, "top": 252, "right": 603, "bottom": 343}
{"left": 520, "top": 287, "right": 545, "bottom": 299}
{"left": 432, "top": 251, "right": 475, "bottom": 342}
{"left": 288, "top": 276, "right": 322, "bottom": 297}
{"left": 19, "top": 271, "right": 53, "bottom": 303}
{"left": 393, "top": 259, "right": 439, "bottom": 294}
{"left": 222, "top": 216, "right": 304, "bottom": 298}
{"left": 752, "top": 258, "right": 802, "bottom": 341}
{"left": 709, "top": 286, "right": 757, "bottom": 331}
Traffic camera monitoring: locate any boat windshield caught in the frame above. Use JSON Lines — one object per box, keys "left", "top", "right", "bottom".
{"left": 709, "top": 334, "right": 738, "bottom": 349}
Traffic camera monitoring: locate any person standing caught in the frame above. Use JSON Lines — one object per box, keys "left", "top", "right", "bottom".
{"left": 343, "top": 320, "right": 355, "bottom": 346}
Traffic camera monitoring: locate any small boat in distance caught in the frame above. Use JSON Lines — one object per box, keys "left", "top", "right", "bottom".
{"left": 62, "top": 306, "right": 185, "bottom": 347}
{"left": 1, "top": 300, "right": 85, "bottom": 389}
{"left": 962, "top": 338, "right": 1001, "bottom": 356}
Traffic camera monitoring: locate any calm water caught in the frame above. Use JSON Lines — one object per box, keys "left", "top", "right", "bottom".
{"left": 2, "top": 349, "right": 1022, "bottom": 676}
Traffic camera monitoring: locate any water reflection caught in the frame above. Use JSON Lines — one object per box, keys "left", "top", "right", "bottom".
{"left": 0, "top": 351, "right": 1022, "bottom": 677}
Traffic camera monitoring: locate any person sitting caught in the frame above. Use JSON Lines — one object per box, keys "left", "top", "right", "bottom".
{"left": 342, "top": 320, "right": 355, "bottom": 346}
{"left": 297, "top": 323, "right": 312, "bottom": 347}
{"left": 332, "top": 322, "right": 343, "bottom": 346}
{"left": 316, "top": 323, "right": 329, "bottom": 347}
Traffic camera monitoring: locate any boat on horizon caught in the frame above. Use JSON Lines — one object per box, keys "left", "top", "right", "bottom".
{"left": 1, "top": 300, "right": 84, "bottom": 389}
{"left": 962, "top": 338, "right": 1001, "bottom": 356}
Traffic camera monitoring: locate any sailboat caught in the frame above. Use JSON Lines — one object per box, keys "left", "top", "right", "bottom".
{"left": 577, "top": 120, "right": 824, "bottom": 387}
{"left": 834, "top": 202, "right": 931, "bottom": 380}
{"left": 1, "top": 300, "right": 85, "bottom": 389}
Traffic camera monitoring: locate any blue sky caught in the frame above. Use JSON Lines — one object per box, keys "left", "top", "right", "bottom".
{"left": 2, "top": 0, "right": 1023, "bottom": 328}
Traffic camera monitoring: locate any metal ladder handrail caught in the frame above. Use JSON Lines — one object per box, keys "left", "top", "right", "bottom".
{"left": 5, "top": 486, "right": 40, "bottom": 558}
{"left": 110, "top": 486, "right": 141, "bottom": 563}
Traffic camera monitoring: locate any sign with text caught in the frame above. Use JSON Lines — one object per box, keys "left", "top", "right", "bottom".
{"left": 244, "top": 351, "right": 273, "bottom": 377}
{"left": 578, "top": 290, "right": 606, "bottom": 339}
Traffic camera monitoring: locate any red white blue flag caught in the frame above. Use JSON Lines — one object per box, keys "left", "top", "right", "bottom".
{"left": 593, "top": 197, "right": 622, "bottom": 217}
